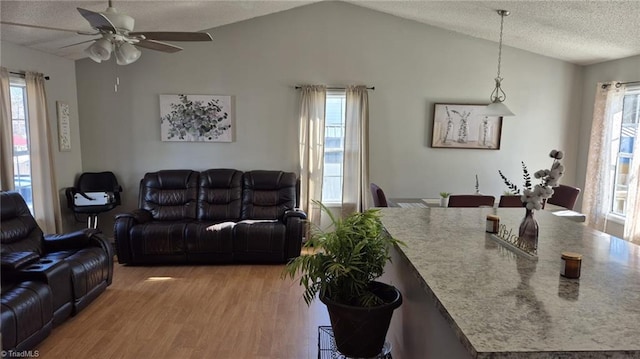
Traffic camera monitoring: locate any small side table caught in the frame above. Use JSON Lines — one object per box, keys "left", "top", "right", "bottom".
{"left": 318, "top": 326, "right": 392, "bottom": 359}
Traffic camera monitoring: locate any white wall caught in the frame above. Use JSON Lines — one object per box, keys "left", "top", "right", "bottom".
{"left": 75, "top": 2, "right": 583, "bottom": 229}
{"left": 577, "top": 54, "right": 640, "bottom": 236}
{"left": 1, "top": 41, "right": 83, "bottom": 232}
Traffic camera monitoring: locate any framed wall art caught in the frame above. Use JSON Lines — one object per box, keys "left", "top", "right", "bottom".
{"left": 56, "top": 101, "right": 71, "bottom": 151}
{"left": 431, "top": 103, "right": 502, "bottom": 150}
{"left": 160, "top": 94, "right": 233, "bottom": 142}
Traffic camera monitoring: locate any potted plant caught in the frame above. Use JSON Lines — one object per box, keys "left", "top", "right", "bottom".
{"left": 284, "top": 202, "right": 403, "bottom": 357}
{"left": 439, "top": 192, "right": 451, "bottom": 207}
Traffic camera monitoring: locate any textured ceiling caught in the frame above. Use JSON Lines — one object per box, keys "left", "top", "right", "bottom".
{"left": 1, "top": 1, "right": 640, "bottom": 66}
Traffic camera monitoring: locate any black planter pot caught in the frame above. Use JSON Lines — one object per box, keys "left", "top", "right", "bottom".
{"left": 321, "top": 281, "right": 402, "bottom": 358}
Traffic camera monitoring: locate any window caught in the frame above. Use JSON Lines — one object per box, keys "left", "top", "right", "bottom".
{"left": 10, "top": 76, "right": 33, "bottom": 212}
{"left": 610, "top": 86, "right": 640, "bottom": 217}
{"left": 322, "top": 91, "right": 346, "bottom": 203}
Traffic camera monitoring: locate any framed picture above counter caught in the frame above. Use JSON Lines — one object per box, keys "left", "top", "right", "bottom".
{"left": 431, "top": 103, "right": 502, "bottom": 150}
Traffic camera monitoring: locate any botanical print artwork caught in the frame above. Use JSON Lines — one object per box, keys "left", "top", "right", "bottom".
{"left": 431, "top": 104, "right": 503, "bottom": 150}
{"left": 160, "top": 94, "right": 233, "bottom": 142}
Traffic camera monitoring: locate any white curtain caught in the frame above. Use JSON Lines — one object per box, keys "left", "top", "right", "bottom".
{"left": 0, "top": 67, "right": 14, "bottom": 191}
{"left": 624, "top": 93, "right": 640, "bottom": 243}
{"left": 583, "top": 82, "right": 625, "bottom": 232}
{"left": 25, "top": 71, "right": 62, "bottom": 233}
{"left": 341, "top": 86, "right": 370, "bottom": 216}
{"left": 298, "top": 85, "right": 326, "bottom": 226}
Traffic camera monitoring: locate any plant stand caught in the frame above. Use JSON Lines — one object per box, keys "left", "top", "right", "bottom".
{"left": 318, "top": 326, "right": 392, "bottom": 359}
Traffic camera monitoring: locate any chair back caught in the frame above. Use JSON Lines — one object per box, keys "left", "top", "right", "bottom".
{"left": 66, "top": 171, "right": 123, "bottom": 215}
{"left": 498, "top": 195, "right": 524, "bottom": 208}
{"left": 546, "top": 184, "right": 581, "bottom": 210}
{"left": 370, "top": 183, "right": 388, "bottom": 207}
{"left": 76, "top": 172, "right": 121, "bottom": 196}
{"left": 0, "top": 191, "right": 44, "bottom": 255}
{"left": 447, "top": 195, "right": 495, "bottom": 208}
{"left": 198, "top": 169, "right": 243, "bottom": 221}
{"left": 140, "top": 170, "right": 199, "bottom": 220}
{"left": 241, "top": 171, "right": 297, "bottom": 220}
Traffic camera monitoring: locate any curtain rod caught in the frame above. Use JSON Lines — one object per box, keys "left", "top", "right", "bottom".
{"left": 602, "top": 80, "right": 639, "bottom": 89}
{"left": 9, "top": 70, "right": 50, "bottom": 80}
{"left": 295, "top": 85, "right": 375, "bottom": 90}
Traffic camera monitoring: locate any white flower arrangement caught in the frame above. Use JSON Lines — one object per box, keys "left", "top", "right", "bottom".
{"left": 520, "top": 150, "right": 565, "bottom": 210}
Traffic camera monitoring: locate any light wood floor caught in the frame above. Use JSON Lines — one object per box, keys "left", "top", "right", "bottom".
{"left": 36, "top": 262, "right": 330, "bottom": 359}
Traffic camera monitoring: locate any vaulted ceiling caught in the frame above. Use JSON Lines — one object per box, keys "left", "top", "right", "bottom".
{"left": 2, "top": 1, "right": 639, "bottom": 66}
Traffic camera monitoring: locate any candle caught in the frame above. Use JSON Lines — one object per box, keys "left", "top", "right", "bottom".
{"left": 561, "top": 252, "right": 582, "bottom": 279}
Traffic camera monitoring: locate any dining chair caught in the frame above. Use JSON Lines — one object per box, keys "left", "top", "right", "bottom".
{"left": 546, "top": 184, "right": 581, "bottom": 210}
{"left": 498, "top": 195, "right": 523, "bottom": 208}
{"left": 447, "top": 195, "right": 495, "bottom": 208}
{"left": 370, "top": 183, "right": 388, "bottom": 207}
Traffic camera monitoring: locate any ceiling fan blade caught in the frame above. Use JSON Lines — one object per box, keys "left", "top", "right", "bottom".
{"left": 136, "top": 39, "right": 183, "bottom": 53}
{"left": 0, "top": 21, "right": 93, "bottom": 35}
{"left": 129, "top": 31, "right": 213, "bottom": 42}
{"left": 60, "top": 39, "right": 98, "bottom": 49}
{"left": 77, "top": 7, "right": 116, "bottom": 33}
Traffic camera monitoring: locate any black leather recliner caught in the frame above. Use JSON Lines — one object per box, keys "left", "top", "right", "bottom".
{"left": 1, "top": 191, "right": 114, "bottom": 351}
{"left": 114, "top": 169, "right": 307, "bottom": 265}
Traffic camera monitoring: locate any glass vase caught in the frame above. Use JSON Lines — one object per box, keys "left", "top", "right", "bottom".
{"left": 478, "top": 118, "right": 492, "bottom": 147}
{"left": 518, "top": 209, "right": 539, "bottom": 253}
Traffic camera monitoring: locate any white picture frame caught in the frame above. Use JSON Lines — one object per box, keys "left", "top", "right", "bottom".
{"left": 160, "top": 94, "right": 233, "bottom": 142}
{"left": 56, "top": 101, "right": 71, "bottom": 151}
{"left": 431, "top": 103, "right": 503, "bottom": 150}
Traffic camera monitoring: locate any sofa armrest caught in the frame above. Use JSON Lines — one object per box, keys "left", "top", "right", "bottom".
{"left": 89, "top": 232, "right": 114, "bottom": 285}
{"left": 43, "top": 228, "right": 100, "bottom": 252}
{"left": 283, "top": 208, "right": 307, "bottom": 223}
{"left": 283, "top": 210, "right": 307, "bottom": 260}
{"left": 1, "top": 251, "right": 40, "bottom": 271}
{"left": 114, "top": 209, "right": 152, "bottom": 264}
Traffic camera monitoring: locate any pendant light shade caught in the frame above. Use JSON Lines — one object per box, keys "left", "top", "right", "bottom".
{"left": 115, "top": 42, "right": 141, "bottom": 65}
{"left": 84, "top": 39, "right": 141, "bottom": 65}
{"left": 85, "top": 38, "right": 112, "bottom": 63}
{"left": 485, "top": 100, "right": 514, "bottom": 117}
{"left": 484, "top": 10, "right": 515, "bottom": 117}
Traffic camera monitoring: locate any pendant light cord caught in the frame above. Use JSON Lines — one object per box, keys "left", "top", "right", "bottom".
{"left": 496, "top": 12, "right": 505, "bottom": 80}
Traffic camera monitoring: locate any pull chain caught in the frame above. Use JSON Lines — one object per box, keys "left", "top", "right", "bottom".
{"left": 114, "top": 56, "right": 119, "bottom": 92}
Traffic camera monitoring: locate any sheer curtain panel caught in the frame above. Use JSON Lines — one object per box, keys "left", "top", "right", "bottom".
{"left": 25, "top": 72, "right": 62, "bottom": 233}
{"left": 298, "top": 85, "right": 326, "bottom": 226}
{"left": 0, "top": 67, "right": 13, "bottom": 191}
{"left": 341, "top": 86, "right": 370, "bottom": 216}
{"left": 583, "top": 82, "right": 625, "bottom": 232}
{"left": 624, "top": 106, "right": 640, "bottom": 243}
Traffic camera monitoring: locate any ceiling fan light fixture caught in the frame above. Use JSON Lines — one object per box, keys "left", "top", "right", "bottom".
{"left": 85, "top": 38, "right": 112, "bottom": 62}
{"left": 115, "top": 42, "right": 141, "bottom": 65}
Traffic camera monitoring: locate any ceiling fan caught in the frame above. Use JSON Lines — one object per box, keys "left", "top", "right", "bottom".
{"left": 1, "top": 0, "right": 213, "bottom": 65}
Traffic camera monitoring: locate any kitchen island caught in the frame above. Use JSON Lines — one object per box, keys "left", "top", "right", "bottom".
{"left": 379, "top": 207, "right": 640, "bottom": 359}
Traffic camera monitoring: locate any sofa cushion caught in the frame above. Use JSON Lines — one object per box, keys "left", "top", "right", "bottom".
{"left": 129, "top": 221, "right": 188, "bottom": 260}
{"left": 198, "top": 169, "right": 243, "bottom": 222}
{"left": 185, "top": 222, "right": 234, "bottom": 263}
{"left": 44, "top": 248, "right": 109, "bottom": 303}
{"left": 140, "top": 170, "right": 199, "bottom": 221}
{"left": 241, "top": 171, "right": 297, "bottom": 220}
{"left": 1, "top": 281, "right": 53, "bottom": 350}
{"left": 234, "top": 220, "right": 286, "bottom": 263}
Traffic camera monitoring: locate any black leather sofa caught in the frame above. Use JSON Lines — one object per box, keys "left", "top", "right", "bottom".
{"left": 0, "top": 191, "right": 114, "bottom": 351}
{"left": 114, "top": 169, "right": 307, "bottom": 265}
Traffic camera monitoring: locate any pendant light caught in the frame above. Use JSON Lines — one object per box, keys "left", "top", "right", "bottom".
{"left": 485, "top": 10, "right": 514, "bottom": 117}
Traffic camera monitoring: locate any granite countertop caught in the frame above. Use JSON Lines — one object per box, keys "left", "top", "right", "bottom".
{"left": 380, "top": 207, "right": 640, "bottom": 358}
